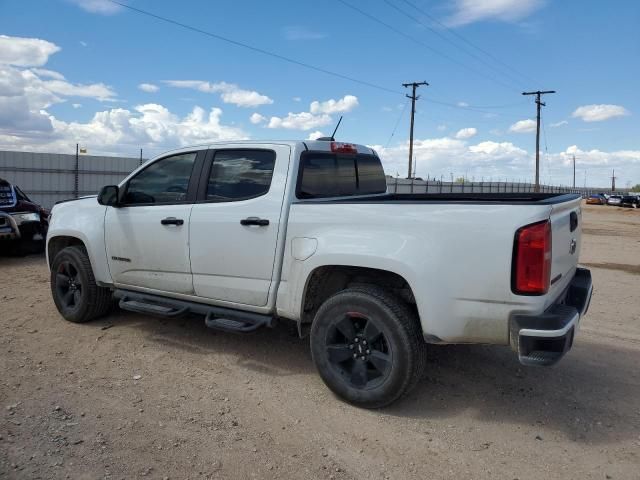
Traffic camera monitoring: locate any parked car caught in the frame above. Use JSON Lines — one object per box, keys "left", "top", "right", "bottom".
{"left": 607, "top": 195, "right": 623, "bottom": 206}
{"left": 0, "top": 177, "right": 50, "bottom": 254}
{"left": 46, "top": 140, "right": 592, "bottom": 407}
{"left": 586, "top": 194, "right": 606, "bottom": 205}
{"left": 620, "top": 195, "right": 640, "bottom": 208}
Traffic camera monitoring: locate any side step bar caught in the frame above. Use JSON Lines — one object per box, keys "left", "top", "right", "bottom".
{"left": 113, "top": 289, "right": 275, "bottom": 333}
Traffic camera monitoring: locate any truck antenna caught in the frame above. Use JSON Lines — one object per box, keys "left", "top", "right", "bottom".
{"left": 330, "top": 116, "right": 343, "bottom": 140}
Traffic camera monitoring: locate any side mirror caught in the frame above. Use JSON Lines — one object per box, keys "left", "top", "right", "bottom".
{"left": 97, "top": 185, "right": 120, "bottom": 207}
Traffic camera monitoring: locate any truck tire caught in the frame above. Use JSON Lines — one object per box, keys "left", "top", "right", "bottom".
{"left": 50, "top": 246, "right": 112, "bottom": 323}
{"left": 310, "top": 286, "right": 426, "bottom": 408}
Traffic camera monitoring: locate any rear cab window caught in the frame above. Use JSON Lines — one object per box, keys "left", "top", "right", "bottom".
{"left": 297, "top": 152, "right": 387, "bottom": 199}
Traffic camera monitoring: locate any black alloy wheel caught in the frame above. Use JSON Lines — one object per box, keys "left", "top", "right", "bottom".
{"left": 325, "top": 311, "right": 392, "bottom": 389}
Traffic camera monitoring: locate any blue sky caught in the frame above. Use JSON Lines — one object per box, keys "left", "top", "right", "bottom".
{"left": 0, "top": 0, "right": 638, "bottom": 187}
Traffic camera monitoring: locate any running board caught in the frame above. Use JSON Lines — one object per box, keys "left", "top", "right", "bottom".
{"left": 204, "top": 313, "right": 269, "bottom": 333}
{"left": 113, "top": 289, "right": 275, "bottom": 333}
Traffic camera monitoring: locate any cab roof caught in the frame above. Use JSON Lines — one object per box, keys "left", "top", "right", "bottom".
{"left": 156, "top": 140, "right": 377, "bottom": 158}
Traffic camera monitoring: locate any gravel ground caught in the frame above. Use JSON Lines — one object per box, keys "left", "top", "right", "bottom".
{"left": 1, "top": 202, "right": 639, "bottom": 480}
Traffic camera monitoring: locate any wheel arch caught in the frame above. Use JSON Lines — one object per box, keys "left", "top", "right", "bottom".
{"left": 299, "top": 265, "right": 418, "bottom": 328}
{"left": 47, "top": 235, "right": 86, "bottom": 269}
{"left": 47, "top": 233, "right": 112, "bottom": 286}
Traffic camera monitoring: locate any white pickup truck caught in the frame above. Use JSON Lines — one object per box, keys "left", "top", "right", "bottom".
{"left": 47, "top": 140, "right": 592, "bottom": 407}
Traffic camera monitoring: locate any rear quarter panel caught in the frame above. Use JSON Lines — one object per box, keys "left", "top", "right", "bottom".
{"left": 277, "top": 201, "right": 557, "bottom": 344}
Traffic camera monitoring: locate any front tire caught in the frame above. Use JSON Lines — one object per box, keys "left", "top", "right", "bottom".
{"left": 50, "top": 246, "right": 112, "bottom": 323}
{"left": 310, "top": 286, "right": 426, "bottom": 408}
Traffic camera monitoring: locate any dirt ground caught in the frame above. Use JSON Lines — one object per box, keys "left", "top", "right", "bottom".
{"left": 1, "top": 203, "right": 639, "bottom": 480}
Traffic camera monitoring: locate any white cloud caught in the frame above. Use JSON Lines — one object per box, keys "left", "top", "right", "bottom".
{"left": 457, "top": 101, "right": 469, "bottom": 107}
{"left": 447, "top": 0, "right": 544, "bottom": 26}
{"left": 437, "top": 124, "right": 447, "bottom": 132}
{"left": 43, "top": 79, "right": 116, "bottom": 101}
{"left": 163, "top": 80, "right": 273, "bottom": 107}
{"left": 372, "top": 135, "right": 531, "bottom": 181}
{"left": 0, "top": 35, "right": 119, "bottom": 136}
{"left": 249, "top": 112, "right": 266, "bottom": 124}
{"left": 31, "top": 68, "right": 65, "bottom": 80}
{"left": 455, "top": 127, "right": 477, "bottom": 139}
{"left": 267, "top": 95, "right": 358, "bottom": 131}
{"left": 557, "top": 145, "right": 640, "bottom": 167}
{"left": 0, "top": 35, "right": 60, "bottom": 67}
{"left": 310, "top": 95, "right": 358, "bottom": 114}
{"left": 138, "top": 83, "right": 159, "bottom": 93}
{"left": 282, "top": 26, "right": 326, "bottom": 41}
{"left": 79, "top": 41, "right": 88, "bottom": 47}
{"left": 0, "top": 35, "right": 246, "bottom": 156}
{"left": 550, "top": 120, "right": 568, "bottom": 127}
{"left": 68, "top": 0, "right": 122, "bottom": 14}
{"left": 372, "top": 133, "right": 640, "bottom": 186}
{"left": 509, "top": 119, "right": 536, "bottom": 133}
{"left": 220, "top": 88, "right": 272, "bottom": 108}
{"left": 268, "top": 112, "right": 332, "bottom": 130}
{"left": 572, "top": 104, "right": 629, "bottom": 122}
{"left": 292, "top": 96, "right": 302, "bottom": 102}
{"left": 307, "top": 131, "right": 325, "bottom": 140}
{"left": 1, "top": 103, "right": 248, "bottom": 156}
{"left": 469, "top": 140, "right": 527, "bottom": 159}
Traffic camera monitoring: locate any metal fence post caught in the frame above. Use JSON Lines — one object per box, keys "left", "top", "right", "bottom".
{"left": 74, "top": 143, "right": 79, "bottom": 199}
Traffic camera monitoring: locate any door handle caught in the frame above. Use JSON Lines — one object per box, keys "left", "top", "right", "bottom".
{"left": 240, "top": 217, "right": 269, "bottom": 226}
{"left": 161, "top": 217, "right": 184, "bottom": 226}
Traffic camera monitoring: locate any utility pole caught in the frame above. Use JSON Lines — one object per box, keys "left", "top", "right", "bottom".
{"left": 403, "top": 81, "right": 428, "bottom": 178}
{"left": 139, "top": 148, "right": 143, "bottom": 166}
{"left": 611, "top": 169, "right": 616, "bottom": 192}
{"left": 572, "top": 154, "right": 576, "bottom": 188}
{"left": 522, "top": 90, "right": 556, "bottom": 192}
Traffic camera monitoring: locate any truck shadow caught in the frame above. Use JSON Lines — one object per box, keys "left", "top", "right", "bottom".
{"left": 390, "top": 340, "right": 640, "bottom": 445}
{"left": 95, "top": 311, "right": 639, "bottom": 445}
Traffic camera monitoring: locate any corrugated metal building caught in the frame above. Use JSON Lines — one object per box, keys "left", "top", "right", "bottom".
{"left": 0, "top": 150, "right": 141, "bottom": 209}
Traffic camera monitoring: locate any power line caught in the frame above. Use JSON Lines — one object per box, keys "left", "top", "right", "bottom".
{"left": 385, "top": 100, "right": 410, "bottom": 148}
{"left": 397, "top": 0, "right": 538, "bottom": 87}
{"left": 107, "top": 0, "right": 527, "bottom": 118}
{"left": 383, "top": 0, "right": 526, "bottom": 90}
{"left": 336, "top": 0, "right": 521, "bottom": 94}
{"left": 106, "top": 0, "right": 402, "bottom": 95}
{"left": 540, "top": 111, "right": 551, "bottom": 183}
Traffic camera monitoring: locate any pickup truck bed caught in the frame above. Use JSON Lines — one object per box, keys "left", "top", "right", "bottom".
{"left": 299, "top": 192, "right": 580, "bottom": 204}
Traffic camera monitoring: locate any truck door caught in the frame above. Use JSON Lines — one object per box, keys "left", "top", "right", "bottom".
{"left": 189, "top": 145, "right": 291, "bottom": 307}
{"left": 104, "top": 150, "right": 204, "bottom": 294}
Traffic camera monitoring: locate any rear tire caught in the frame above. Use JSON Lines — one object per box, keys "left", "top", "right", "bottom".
{"left": 310, "top": 285, "right": 426, "bottom": 408}
{"left": 50, "top": 246, "right": 112, "bottom": 323}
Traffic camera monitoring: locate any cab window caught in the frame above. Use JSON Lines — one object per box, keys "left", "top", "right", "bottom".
{"left": 124, "top": 152, "right": 197, "bottom": 205}
{"left": 205, "top": 149, "right": 275, "bottom": 202}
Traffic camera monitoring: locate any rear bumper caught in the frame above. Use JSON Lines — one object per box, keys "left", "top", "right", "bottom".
{"left": 510, "top": 268, "right": 592, "bottom": 366}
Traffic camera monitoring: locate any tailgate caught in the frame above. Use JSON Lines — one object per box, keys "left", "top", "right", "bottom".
{"left": 547, "top": 196, "right": 583, "bottom": 301}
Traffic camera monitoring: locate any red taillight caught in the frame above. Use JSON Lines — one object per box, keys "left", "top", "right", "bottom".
{"left": 330, "top": 142, "right": 357, "bottom": 154}
{"left": 513, "top": 220, "right": 551, "bottom": 295}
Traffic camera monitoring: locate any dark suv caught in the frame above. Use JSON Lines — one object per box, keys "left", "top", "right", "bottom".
{"left": 0, "top": 177, "right": 50, "bottom": 253}
{"left": 620, "top": 195, "right": 640, "bottom": 208}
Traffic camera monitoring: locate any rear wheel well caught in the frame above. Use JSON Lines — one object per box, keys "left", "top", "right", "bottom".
{"left": 48, "top": 236, "right": 86, "bottom": 268}
{"left": 301, "top": 266, "right": 417, "bottom": 324}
